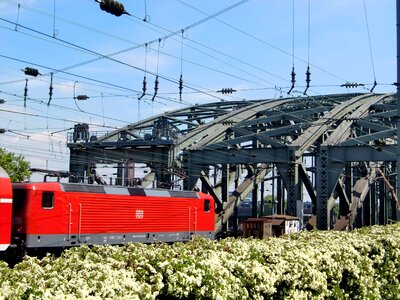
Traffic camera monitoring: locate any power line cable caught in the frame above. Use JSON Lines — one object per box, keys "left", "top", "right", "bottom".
{"left": 362, "top": 0, "right": 377, "bottom": 92}
{"left": 175, "top": 0, "right": 349, "bottom": 83}
{"left": 134, "top": 1, "right": 287, "bottom": 87}
{"left": 0, "top": 54, "right": 138, "bottom": 95}
{"left": 2, "top": 0, "right": 381, "bottom": 101}
{"left": 303, "top": 0, "right": 311, "bottom": 95}
{"left": 0, "top": 1, "right": 388, "bottom": 169}
{"left": 0, "top": 89, "right": 128, "bottom": 126}
{"left": 71, "top": 1, "right": 282, "bottom": 91}
{"left": 0, "top": 106, "right": 120, "bottom": 129}
{"left": 1, "top": 0, "right": 289, "bottom": 94}
{"left": 124, "top": 11, "right": 287, "bottom": 91}
{"left": 287, "top": 0, "right": 296, "bottom": 95}
{"left": 0, "top": 17, "right": 231, "bottom": 105}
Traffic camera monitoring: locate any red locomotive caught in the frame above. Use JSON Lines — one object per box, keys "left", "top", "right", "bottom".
{"left": 0, "top": 167, "right": 12, "bottom": 252}
{"left": 0, "top": 167, "right": 215, "bottom": 258}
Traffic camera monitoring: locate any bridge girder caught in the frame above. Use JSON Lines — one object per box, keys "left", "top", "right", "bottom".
{"left": 67, "top": 92, "right": 399, "bottom": 232}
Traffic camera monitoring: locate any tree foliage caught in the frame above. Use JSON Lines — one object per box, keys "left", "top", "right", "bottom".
{"left": 0, "top": 147, "right": 31, "bottom": 182}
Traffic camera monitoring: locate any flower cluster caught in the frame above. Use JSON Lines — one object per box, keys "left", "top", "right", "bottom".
{"left": 1, "top": 223, "right": 400, "bottom": 299}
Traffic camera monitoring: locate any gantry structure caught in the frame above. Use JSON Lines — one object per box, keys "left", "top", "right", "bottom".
{"left": 67, "top": 92, "right": 400, "bottom": 233}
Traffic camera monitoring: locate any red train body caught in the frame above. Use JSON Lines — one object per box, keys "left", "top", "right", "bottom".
{"left": 0, "top": 168, "right": 12, "bottom": 251}
{"left": 0, "top": 167, "right": 215, "bottom": 255}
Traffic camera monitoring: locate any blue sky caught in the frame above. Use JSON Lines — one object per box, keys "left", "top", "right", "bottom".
{"left": 0, "top": 0, "right": 397, "bottom": 175}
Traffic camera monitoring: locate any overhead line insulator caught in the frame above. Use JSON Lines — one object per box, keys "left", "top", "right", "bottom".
{"left": 24, "top": 79, "right": 28, "bottom": 107}
{"left": 303, "top": 66, "right": 311, "bottom": 95}
{"left": 138, "top": 76, "right": 147, "bottom": 100}
{"left": 370, "top": 80, "right": 377, "bottom": 93}
{"left": 75, "top": 95, "right": 90, "bottom": 101}
{"left": 23, "top": 67, "right": 40, "bottom": 77}
{"left": 287, "top": 67, "right": 296, "bottom": 95}
{"left": 47, "top": 72, "right": 54, "bottom": 106}
{"left": 151, "top": 75, "right": 159, "bottom": 102}
{"left": 340, "top": 82, "right": 365, "bottom": 88}
{"left": 217, "top": 88, "right": 237, "bottom": 94}
{"left": 98, "top": 0, "right": 129, "bottom": 17}
{"left": 179, "top": 74, "right": 183, "bottom": 101}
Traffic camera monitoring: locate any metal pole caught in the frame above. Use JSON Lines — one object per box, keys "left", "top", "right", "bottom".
{"left": 397, "top": 0, "right": 400, "bottom": 205}
{"left": 272, "top": 166, "right": 275, "bottom": 214}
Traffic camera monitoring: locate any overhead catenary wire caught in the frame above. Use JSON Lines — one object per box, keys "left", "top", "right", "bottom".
{"left": 2, "top": 0, "right": 296, "bottom": 100}
{"left": 127, "top": 5, "right": 288, "bottom": 91}
{"left": 0, "top": 53, "right": 192, "bottom": 107}
{"left": 362, "top": 0, "right": 377, "bottom": 93}
{"left": 129, "top": 0, "right": 250, "bottom": 38}
{"left": 0, "top": 1, "right": 394, "bottom": 171}
{"left": 138, "top": 43, "right": 148, "bottom": 101}
{"left": 287, "top": 0, "right": 296, "bottom": 95}
{"left": 175, "top": 0, "right": 351, "bottom": 85}
{"left": 3, "top": 0, "right": 372, "bottom": 101}
{"left": 0, "top": 3, "right": 390, "bottom": 186}
{"left": 0, "top": 89, "right": 130, "bottom": 125}
{"left": 303, "top": 0, "right": 311, "bottom": 96}
{"left": 0, "top": 21, "right": 269, "bottom": 103}
{"left": 151, "top": 39, "right": 161, "bottom": 105}
{"left": 0, "top": 17, "right": 235, "bottom": 105}
{"left": 5, "top": 0, "right": 275, "bottom": 92}
{"left": 52, "top": 0, "right": 57, "bottom": 37}
{"left": 0, "top": 73, "right": 182, "bottom": 126}
{"left": 14, "top": 2, "right": 20, "bottom": 31}
{"left": 179, "top": 29, "right": 184, "bottom": 102}
{"left": 100, "top": 92, "right": 105, "bottom": 126}
{"left": 0, "top": 61, "right": 188, "bottom": 109}
{"left": 143, "top": 0, "right": 150, "bottom": 22}
{"left": 4, "top": 66, "right": 378, "bottom": 152}
{"left": 170, "top": 3, "right": 374, "bottom": 99}
{"left": 99, "top": 0, "right": 287, "bottom": 95}
{"left": 0, "top": 106, "right": 119, "bottom": 129}
{"left": 0, "top": 142, "right": 72, "bottom": 170}
{"left": 3, "top": 1, "right": 288, "bottom": 105}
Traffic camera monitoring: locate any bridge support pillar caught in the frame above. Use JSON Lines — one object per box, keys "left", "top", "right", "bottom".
{"left": 183, "top": 151, "right": 202, "bottom": 191}
{"left": 276, "top": 176, "right": 284, "bottom": 214}
{"left": 316, "top": 146, "right": 344, "bottom": 229}
{"left": 277, "top": 146, "right": 302, "bottom": 219}
{"left": 69, "top": 149, "right": 91, "bottom": 183}
{"left": 316, "top": 147, "right": 329, "bottom": 229}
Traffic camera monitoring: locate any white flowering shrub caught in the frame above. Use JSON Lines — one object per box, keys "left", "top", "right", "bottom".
{"left": 1, "top": 223, "right": 400, "bottom": 299}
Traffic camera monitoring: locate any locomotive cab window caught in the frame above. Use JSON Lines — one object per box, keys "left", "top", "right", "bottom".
{"left": 204, "top": 199, "right": 211, "bottom": 212}
{"left": 42, "top": 192, "right": 54, "bottom": 209}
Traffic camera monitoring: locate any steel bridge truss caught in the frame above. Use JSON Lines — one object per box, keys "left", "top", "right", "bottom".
{"left": 67, "top": 93, "right": 400, "bottom": 232}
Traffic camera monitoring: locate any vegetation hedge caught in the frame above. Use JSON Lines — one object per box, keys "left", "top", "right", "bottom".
{"left": 1, "top": 223, "right": 400, "bottom": 299}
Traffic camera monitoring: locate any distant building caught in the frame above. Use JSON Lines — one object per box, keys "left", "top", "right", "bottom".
{"left": 243, "top": 215, "right": 300, "bottom": 238}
